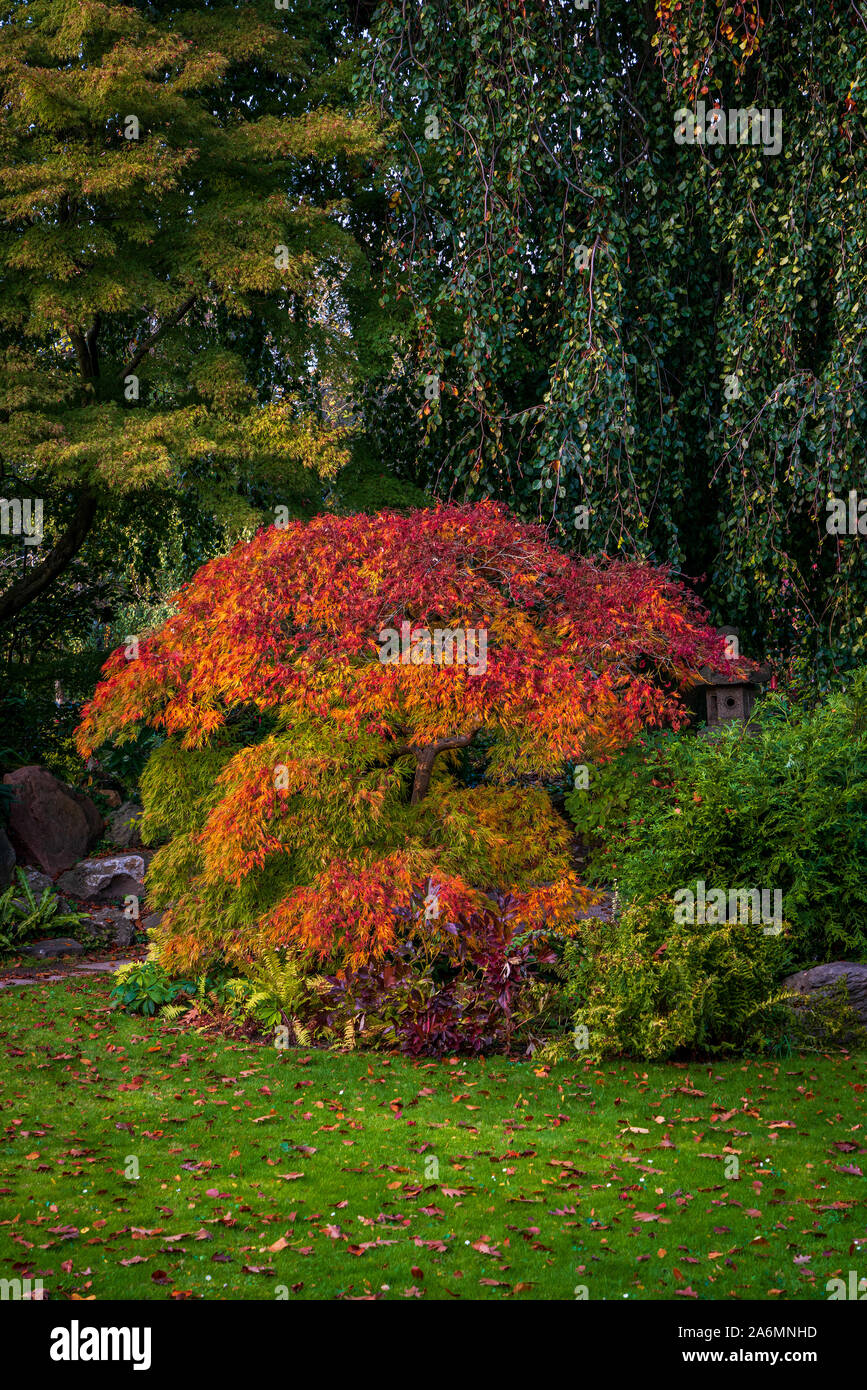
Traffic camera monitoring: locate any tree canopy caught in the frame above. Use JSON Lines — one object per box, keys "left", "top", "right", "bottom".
{"left": 77, "top": 500, "right": 730, "bottom": 971}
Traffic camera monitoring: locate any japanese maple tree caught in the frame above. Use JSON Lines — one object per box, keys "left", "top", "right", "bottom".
{"left": 77, "top": 502, "right": 733, "bottom": 973}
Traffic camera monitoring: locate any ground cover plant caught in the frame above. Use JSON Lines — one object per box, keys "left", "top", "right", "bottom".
{"left": 0, "top": 974, "right": 865, "bottom": 1302}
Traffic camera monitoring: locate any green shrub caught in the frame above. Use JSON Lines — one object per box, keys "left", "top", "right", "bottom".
{"left": 576, "top": 675, "right": 867, "bottom": 966}
{"left": 564, "top": 898, "right": 792, "bottom": 1061}
{"left": 564, "top": 731, "right": 677, "bottom": 873}
{"left": 109, "top": 961, "right": 194, "bottom": 1017}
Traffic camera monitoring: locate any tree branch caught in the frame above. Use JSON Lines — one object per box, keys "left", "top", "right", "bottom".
{"left": 409, "top": 728, "right": 479, "bottom": 804}
{"left": 119, "top": 295, "right": 196, "bottom": 385}
{"left": 0, "top": 490, "right": 98, "bottom": 626}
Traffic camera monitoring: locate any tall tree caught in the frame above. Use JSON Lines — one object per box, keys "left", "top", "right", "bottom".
{"left": 368, "top": 0, "right": 867, "bottom": 681}
{"left": 0, "top": 0, "right": 383, "bottom": 625}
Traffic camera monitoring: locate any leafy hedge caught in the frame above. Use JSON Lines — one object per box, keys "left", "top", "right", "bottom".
{"left": 567, "top": 675, "right": 867, "bottom": 967}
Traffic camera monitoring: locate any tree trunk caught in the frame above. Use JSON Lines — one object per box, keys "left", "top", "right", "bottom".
{"left": 0, "top": 490, "right": 98, "bottom": 626}
{"left": 409, "top": 729, "right": 478, "bottom": 804}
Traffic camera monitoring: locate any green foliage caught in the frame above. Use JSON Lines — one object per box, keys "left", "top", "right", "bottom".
{"left": 0, "top": 868, "right": 87, "bottom": 956}
{"left": 227, "top": 950, "right": 329, "bottom": 1042}
{"left": 565, "top": 899, "right": 791, "bottom": 1061}
{"left": 138, "top": 736, "right": 255, "bottom": 843}
{"left": 565, "top": 733, "right": 677, "bottom": 870}
{"left": 109, "top": 961, "right": 194, "bottom": 1017}
{"left": 370, "top": 0, "right": 867, "bottom": 678}
{"left": 599, "top": 676, "right": 867, "bottom": 966}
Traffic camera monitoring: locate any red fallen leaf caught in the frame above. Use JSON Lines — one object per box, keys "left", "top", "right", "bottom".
{"left": 402, "top": 1286, "right": 423, "bottom": 1297}
{"left": 834, "top": 1163, "right": 864, "bottom": 1176}
{"left": 60, "top": 1259, "right": 73, "bottom": 1274}
{"left": 242, "top": 1265, "right": 275, "bottom": 1275}
{"left": 211, "top": 1254, "right": 232, "bottom": 1263}
{"left": 744, "top": 1209, "right": 762, "bottom": 1218}
{"left": 297, "top": 1246, "right": 314, "bottom": 1256}
{"left": 512, "top": 1282, "right": 534, "bottom": 1293}
{"left": 322, "top": 1225, "right": 344, "bottom": 1239}
{"left": 119, "top": 1256, "right": 148, "bottom": 1266}
{"left": 419, "top": 1205, "right": 444, "bottom": 1218}
{"left": 440, "top": 1187, "right": 468, "bottom": 1198}
{"left": 676, "top": 1286, "right": 698, "bottom": 1298}
{"left": 832, "top": 1142, "right": 859, "bottom": 1153}
{"left": 277, "top": 1173, "right": 304, "bottom": 1181}
{"left": 634, "top": 1213, "right": 659, "bottom": 1222}
{"left": 151, "top": 1271, "right": 173, "bottom": 1284}
{"left": 411, "top": 1266, "right": 424, "bottom": 1278}
{"left": 479, "top": 1278, "right": 508, "bottom": 1286}
{"left": 205, "top": 1189, "right": 231, "bottom": 1198}
{"left": 414, "top": 1239, "right": 447, "bottom": 1252}
{"left": 268, "top": 1237, "right": 290, "bottom": 1253}
{"left": 471, "top": 1240, "right": 501, "bottom": 1256}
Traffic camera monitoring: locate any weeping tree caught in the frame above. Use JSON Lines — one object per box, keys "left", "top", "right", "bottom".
{"left": 76, "top": 501, "right": 731, "bottom": 974}
{"left": 367, "top": 0, "right": 867, "bottom": 682}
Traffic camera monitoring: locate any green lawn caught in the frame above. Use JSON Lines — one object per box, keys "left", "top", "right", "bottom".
{"left": 0, "top": 974, "right": 864, "bottom": 1301}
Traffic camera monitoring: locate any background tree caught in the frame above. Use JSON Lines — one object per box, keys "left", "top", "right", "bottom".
{"left": 367, "top": 0, "right": 867, "bottom": 683}
{"left": 77, "top": 500, "right": 731, "bottom": 973}
{"left": 0, "top": 0, "right": 419, "bottom": 624}
{"left": 0, "top": 0, "right": 412, "bottom": 770}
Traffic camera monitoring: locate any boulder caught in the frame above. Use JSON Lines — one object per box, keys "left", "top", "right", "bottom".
{"left": 142, "top": 910, "right": 165, "bottom": 933}
{"left": 19, "top": 866, "right": 54, "bottom": 898}
{"left": 63, "top": 784, "right": 105, "bottom": 845}
{"left": 87, "top": 906, "right": 137, "bottom": 947}
{"left": 782, "top": 962, "right": 867, "bottom": 1033}
{"left": 21, "top": 937, "right": 84, "bottom": 958}
{"left": 107, "top": 801, "right": 143, "bottom": 849}
{"left": 56, "top": 853, "right": 146, "bottom": 904}
{"left": 2, "top": 767, "right": 103, "bottom": 876}
{"left": 0, "top": 828, "right": 14, "bottom": 888}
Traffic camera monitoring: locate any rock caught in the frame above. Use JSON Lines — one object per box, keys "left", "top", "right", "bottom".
{"left": 56, "top": 853, "right": 146, "bottom": 904}
{"left": 63, "top": 784, "right": 105, "bottom": 846}
{"left": 20, "top": 938, "right": 84, "bottom": 958}
{"left": 107, "top": 801, "right": 143, "bottom": 849}
{"left": 99, "top": 789, "right": 123, "bottom": 809}
{"left": 782, "top": 962, "right": 867, "bottom": 1034}
{"left": 0, "top": 828, "right": 15, "bottom": 888}
{"left": 142, "top": 911, "right": 164, "bottom": 932}
{"left": 87, "top": 906, "right": 137, "bottom": 947}
{"left": 19, "top": 866, "right": 54, "bottom": 898}
{"left": 2, "top": 767, "right": 104, "bottom": 876}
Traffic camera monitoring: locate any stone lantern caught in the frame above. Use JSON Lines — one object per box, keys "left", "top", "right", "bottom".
{"left": 699, "top": 627, "right": 772, "bottom": 732}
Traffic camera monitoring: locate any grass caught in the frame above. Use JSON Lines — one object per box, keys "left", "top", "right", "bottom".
{"left": 0, "top": 973, "right": 865, "bottom": 1301}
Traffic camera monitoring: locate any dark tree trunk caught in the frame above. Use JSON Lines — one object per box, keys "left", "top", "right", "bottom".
{"left": 409, "top": 729, "right": 478, "bottom": 804}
